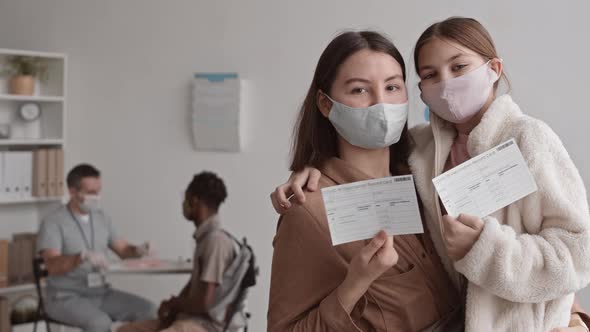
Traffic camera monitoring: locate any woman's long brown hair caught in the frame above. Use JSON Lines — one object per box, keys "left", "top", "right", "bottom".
{"left": 290, "top": 31, "right": 412, "bottom": 176}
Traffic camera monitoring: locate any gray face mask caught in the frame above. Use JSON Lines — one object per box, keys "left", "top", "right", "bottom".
{"left": 323, "top": 93, "right": 409, "bottom": 149}
{"left": 80, "top": 194, "right": 101, "bottom": 213}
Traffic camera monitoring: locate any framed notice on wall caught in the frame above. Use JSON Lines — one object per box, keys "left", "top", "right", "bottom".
{"left": 191, "top": 73, "right": 241, "bottom": 152}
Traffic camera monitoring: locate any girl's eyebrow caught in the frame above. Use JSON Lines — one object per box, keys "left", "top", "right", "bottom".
{"left": 418, "top": 53, "right": 465, "bottom": 73}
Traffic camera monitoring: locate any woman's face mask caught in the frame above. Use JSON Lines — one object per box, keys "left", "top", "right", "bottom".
{"left": 323, "top": 93, "right": 408, "bottom": 149}
{"left": 320, "top": 49, "right": 409, "bottom": 149}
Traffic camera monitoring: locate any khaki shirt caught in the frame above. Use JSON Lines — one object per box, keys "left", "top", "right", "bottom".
{"left": 268, "top": 158, "right": 460, "bottom": 332}
{"left": 189, "top": 215, "right": 236, "bottom": 297}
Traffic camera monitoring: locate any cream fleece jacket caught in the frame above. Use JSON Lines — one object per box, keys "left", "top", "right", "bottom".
{"left": 408, "top": 95, "right": 590, "bottom": 331}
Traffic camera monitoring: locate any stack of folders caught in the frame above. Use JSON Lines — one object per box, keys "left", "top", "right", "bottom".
{"left": 0, "top": 296, "right": 9, "bottom": 332}
{"left": 0, "top": 233, "right": 37, "bottom": 288}
{"left": 0, "top": 148, "right": 64, "bottom": 201}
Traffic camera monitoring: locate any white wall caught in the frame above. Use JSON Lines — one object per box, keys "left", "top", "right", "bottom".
{"left": 1, "top": 1, "right": 589, "bottom": 330}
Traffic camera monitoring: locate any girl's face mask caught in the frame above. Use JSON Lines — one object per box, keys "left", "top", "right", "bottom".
{"left": 420, "top": 60, "right": 500, "bottom": 124}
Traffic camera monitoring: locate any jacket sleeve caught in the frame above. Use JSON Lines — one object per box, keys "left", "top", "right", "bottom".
{"left": 267, "top": 205, "right": 368, "bottom": 331}
{"left": 454, "top": 120, "right": 590, "bottom": 303}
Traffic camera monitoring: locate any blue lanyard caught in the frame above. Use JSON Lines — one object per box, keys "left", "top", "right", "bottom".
{"left": 68, "top": 208, "right": 94, "bottom": 250}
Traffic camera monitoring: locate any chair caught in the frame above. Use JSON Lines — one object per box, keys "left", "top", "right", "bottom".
{"left": 32, "top": 257, "right": 76, "bottom": 332}
{"left": 223, "top": 287, "right": 251, "bottom": 332}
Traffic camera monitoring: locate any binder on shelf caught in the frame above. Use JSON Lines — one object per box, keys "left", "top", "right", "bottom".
{"left": 47, "top": 148, "right": 57, "bottom": 197}
{"left": 3, "top": 152, "right": 21, "bottom": 200}
{"left": 13, "top": 233, "right": 36, "bottom": 283}
{"left": 33, "top": 149, "right": 49, "bottom": 197}
{"left": 0, "top": 152, "right": 4, "bottom": 200}
{"left": 0, "top": 240, "right": 8, "bottom": 288}
{"left": 7, "top": 242, "right": 20, "bottom": 284}
{"left": 20, "top": 151, "right": 33, "bottom": 199}
{"left": 2, "top": 151, "right": 34, "bottom": 200}
{"left": 10, "top": 238, "right": 29, "bottom": 285}
{"left": 0, "top": 296, "right": 9, "bottom": 332}
{"left": 55, "top": 148, "right": 64, "bottom": 196}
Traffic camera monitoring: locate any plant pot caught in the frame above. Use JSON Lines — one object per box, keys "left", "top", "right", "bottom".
{"left": 9, "top": 75, "right": 35, "bottom": 95}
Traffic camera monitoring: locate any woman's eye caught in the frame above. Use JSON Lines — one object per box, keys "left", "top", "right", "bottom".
{"left": 452, "top": 64, "right": 468, "bottom": 71}
{"left": 386, "top": 85, "right": 399, "bottom": 92}
{"left": 422, "top": 73, "right": 434, "bottom": 80}
{"left": 351, "top": 87, "right": 368, "bottom": 94}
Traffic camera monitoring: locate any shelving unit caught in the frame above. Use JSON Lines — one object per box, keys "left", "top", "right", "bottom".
{"left": 0, "top": 48, "right": 67, "bottom": 331}
{"left": 0, "top": 48, "right": 66, "bottom": 204}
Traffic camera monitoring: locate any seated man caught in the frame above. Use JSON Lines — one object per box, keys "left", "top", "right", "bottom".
{"left": 119, "top": 171, "right": 241, "bottom": 332}
{"left": 37, "top": 164, "right": 157, "bottom": 332}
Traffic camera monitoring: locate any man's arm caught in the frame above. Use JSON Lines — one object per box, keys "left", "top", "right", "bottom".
{"left": 158, "top": 281, "right": 217, "bottom": 329}
{"left": 110, "top": 239, "right": 144, "bottom": 259}
{"left": 172, "top": 281, "right": 218, "bottom": 315}
{"left": 178, "top": 280, "right": 192, "bottom": 297}
{"left": 167, "top": 231, "right": 232, "bottom": 317}
{"left": 37, "top": 220, "right": 83, "bottom": 275}
{"left": 40, "top": 248, "right": 82, "bottom": 275}
{"left": 104, "top": 212, "right": 149, "bottom": 259}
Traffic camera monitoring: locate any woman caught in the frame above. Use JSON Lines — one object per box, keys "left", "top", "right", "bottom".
{"left": 271, "top": 18, "right": 590, "bottom": 331}
{"left": 268, "top": 31, "right": 461, "bottom": 331}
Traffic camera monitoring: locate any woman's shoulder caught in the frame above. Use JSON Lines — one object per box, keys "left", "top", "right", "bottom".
{"left": 275, "top": 175, "right": 335, "bottom": 237}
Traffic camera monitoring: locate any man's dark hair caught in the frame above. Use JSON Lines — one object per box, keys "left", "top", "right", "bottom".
{"left": 186, "top": 171, "right": 227, "bottom": 211}
{"left": 67, "top": 164, "right": 100, "bottom": 189}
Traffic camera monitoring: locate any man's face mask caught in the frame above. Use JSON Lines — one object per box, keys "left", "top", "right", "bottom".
{"left": 79, "top": 194, "right": 100, "bottom": 213}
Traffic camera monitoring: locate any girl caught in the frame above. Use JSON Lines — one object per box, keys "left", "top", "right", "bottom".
{"left": 267, "top": 31, "right": 461, "bottom": 332}
{"left": 272, "top": 18, "right": 590, "bottom": 331}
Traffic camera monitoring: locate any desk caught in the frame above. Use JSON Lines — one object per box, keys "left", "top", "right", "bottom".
{"left": 107, "top": 258, "right": 192, "bottom": 274}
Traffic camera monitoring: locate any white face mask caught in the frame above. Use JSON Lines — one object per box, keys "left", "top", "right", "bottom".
{"left": 323, "top": 93, "right": 408, "bottom": 149}
{"left": 420, "top": 60, "right": 500, "bottom": 123}
{"left": 80, "top": 194, "right": 101, "bottom": 213}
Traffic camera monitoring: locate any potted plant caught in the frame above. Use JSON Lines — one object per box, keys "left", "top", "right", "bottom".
{"left": 1, "top": 56, "right": 47, "bottom": 95}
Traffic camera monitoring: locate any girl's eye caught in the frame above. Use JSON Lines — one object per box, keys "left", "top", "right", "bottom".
{"left": 351, "top": 87, "right": 368, "bottom": 94}
{"left": 452, "top": 64, "right": 468, "bottom": 71}
{"left": 422, "top": 73, "right": 434, "bottom": 80}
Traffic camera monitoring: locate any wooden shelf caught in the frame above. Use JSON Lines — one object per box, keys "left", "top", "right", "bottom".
{"left": 0, "top": 139, "right": 64, "bottom": 146}
{"left": 0, "top": 283, "right": 35, "bottom": 295}
{"left": 0, "top": 48, "right": 65, "bottom": 59}
{"left": 0, "top": 94, "right": 64, "bottom": 103}
{"left": 0, "top": 197, "right": 62, "bottom": 205}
